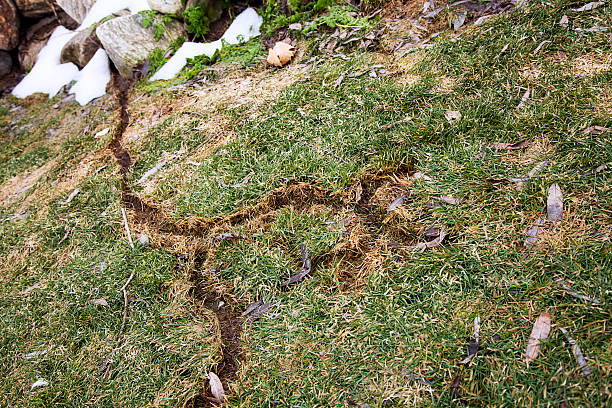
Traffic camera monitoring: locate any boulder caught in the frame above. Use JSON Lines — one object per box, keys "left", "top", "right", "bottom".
{"left": 55, "top": 0, "right": 95, "bottom": 24}
{"left": 60, "top": 28, "right": 100, "bottom": 68}
{"left": 17, "top": 11, "right": 75, "bottom": 70}
{"left": 14, "top": 0, "right": 58, "bottom": 18}
{"left": 0, "top": 50, "right": 12, "bottom": 77}
{"left": 148, "top": 0, "right": 182, "bottom": 14}
{"left": 96, "top": 13, "right": 186, "bottom": 76}
{"left": 0, "top": 0, "right": 19, "bottom": 51}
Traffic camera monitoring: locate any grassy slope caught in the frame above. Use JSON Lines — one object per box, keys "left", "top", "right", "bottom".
{"left": 0, "top": 1, "right": 610, "bottom": 407}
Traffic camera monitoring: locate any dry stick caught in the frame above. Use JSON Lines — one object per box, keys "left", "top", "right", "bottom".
{"left": 121, "top": 208, "right": 135, "bottom": 249}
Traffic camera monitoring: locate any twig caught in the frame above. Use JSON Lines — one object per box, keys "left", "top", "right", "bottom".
{"left": 121, "top": 208, "right": 134, "bottom": 249}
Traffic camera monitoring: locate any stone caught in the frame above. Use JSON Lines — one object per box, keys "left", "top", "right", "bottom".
{"left": 0, "top": 50, "right": 12, "bottom": 77}
{"left": 60, "top": 28, "right": 101, "bottom": 68}
{"left": 14, "top": 0, "right": 58, "bottom": 18}
{"left": 0, "top": 0, "right": 19, "bottom": 51}
{"left": 17, "top": 12, "right": 75, "bottom": 70}
{"left": 147, "top": 0, "right": 183, "bottom": 14}
{"left": 96, "top": 13, "right": 185, "bottom": 76}
{"left": 55, "top": 0, "right": 95, "bottom": 24}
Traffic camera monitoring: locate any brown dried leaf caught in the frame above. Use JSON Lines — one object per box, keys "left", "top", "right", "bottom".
{"left": 282, "top": 244, "right": 312, "bottom": 287}
{"left": 209, "top": 372, "right": 225, "bottom": 402}
{"left": 547, "top": 183, "right": 563, "bottom": 222}
{"left": 267, "top": 42, "right": 296, "bottom": 67}
{"left": 525, "top": 312, "right": 552, "bottom": 364}
{"left": 355, "top": 183, "right": 363, "bottom": 203}
{"left": 487, "top": 140, "right": 529, "bottom": 150}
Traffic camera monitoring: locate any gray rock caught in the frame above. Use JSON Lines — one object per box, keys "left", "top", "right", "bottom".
{"left": 96, "top": 13, "right": 185, "bottom": 77}
{"left": 148, "top": 0, "right": 183, "bottom": 14}
{"left": 0, "top": 50, "right": 12, "bottom": 77}
{"left": 0, "top": 0, "right": 19, "bottom": 51}
{"left": 56, "top": 0, "right": 96, "bottom": 24}
{"left": 14, "top": 0, "right": 58, "bottom": 18}
{"left": 137, "top": 234, "right": 149, "bottom": 246}
{"left": 60, "top": 28, "right": 101, "bottom": 68}
{"left": 17, "top": 12, "right": 76, "bottom": 70}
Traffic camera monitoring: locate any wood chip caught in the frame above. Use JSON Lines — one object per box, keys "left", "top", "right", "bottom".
{"left": 547, "top": 183, "right": 563, "bottom": 222}
{"left": 525, "top": 312, "right": 552, "bottom": 364}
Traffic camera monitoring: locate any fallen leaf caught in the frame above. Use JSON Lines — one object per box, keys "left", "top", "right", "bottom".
{"left": 282, "top": 244, "right": 312, "bottom": 287}
{"left": 267, "top": 42, "right": 296, "bottom": 67}
{"left": 21, "top": 282, "right": 42, "bottom": 295}
{"left": 94, "top": 128, "right": 110, "bottom": 138}
{"left": 517, "top": 89, "right": 530, "bottom": 109}
{"left": 209, "top": 372, "right": 225, "bottom": 402}
{"left": 573, "top": 1, "right": 604, "bottom": 12}
{"left": 411, "top": 172, "right": 432, "bottom": 181}
{"left": 487, "top": 140, "right": 529, "bottom": 150}
{"left": 526, "top": 312, "right": 552, "bottom": 364}
{"left": 288, "top": 23, "right": 302, "bottom": 30}
{"left": 23, "top": 349, "right": 48, "bottom": 359}
{"left": 557, "top": 281, "right": 601, "bottom": 304}
{"left": 60, "top": 188, "right": 80, "bottom": 206}
{"left": 453, "top": 10, "right": 467, "bottom": 30}
{"left": 415, "top": 228, "right": 447, "bottom": 250}
{"left": 560, "top": 14, "right": 569, "bottom": 28}
{"left": 355, "top": 183, "right": 363, "bottom": 203}
{"left": 424, "top": 227, "right": 441, "bottom": 240}
{"left": 559, "top": 327, "right": 591, "bottom": 379}
{"left": 387, "top": 194, "right": 409, "bottom": 213}
{"left": 524, "top": 216, "right": 545, "bottom": 249}
{"left": 594, "top": 164, "right": 607, "bottom": 173}
{"left": 31, "top": 378, "right": 49, "bottom": 390}
{"left": 547, "top": 183, "right": 563, "bottom": 222}
{"left": 450, "top": 373, "right": 465, "bottom": 404}
{"left": 212, "top": 233, "right": 247, "bottom": 243}
{"left": 92, "top": 298, "right": 109, "bottom": 307}
{"left": 583, "top": 125, "right": 610, "bottom": 135}
{"left": 334, "top": 71, "right": 346, "bottom": 87}
{"left": 434, "top": 195, "right": 459, "bottom": 205}
{"left": 444, "top": 110, "right": 462, "bottom": 123}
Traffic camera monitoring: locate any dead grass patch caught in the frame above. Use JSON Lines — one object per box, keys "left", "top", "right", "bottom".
{"left": 0, "top": 158, "right": 58, "bottom": 207}
{"left": 571, "top": 53, "right": 612, "bottom": 77}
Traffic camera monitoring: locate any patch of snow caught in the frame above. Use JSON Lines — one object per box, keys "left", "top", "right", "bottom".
{"left": 13, "top": 1, "right": 150, "bottom": 103}
{"left": 151, "top": 7, "right": 262, "bottom": 81}
{"left": 11, "top": 27, "right": 78, "bottom": 99}
{"left": 69, "top": 49, "right": 111, "bottom": 105}
{"left": 79, "top": 0, "right": 151, "bottom": 30}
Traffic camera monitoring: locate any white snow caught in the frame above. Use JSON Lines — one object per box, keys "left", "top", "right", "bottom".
{"left": 69, "top": 49, "right": 112, "bottom": 105}
{"left": 11, "top": 27, "right": 78, "bottom": 99}
{"left": 151, "top": 7, "right": 262, "bottom": 81}
{"left": 78, "top": 0, "right": 151, "bottom": 30}
{"left": 12, "top": 0, "right": 149, "bottom": 103}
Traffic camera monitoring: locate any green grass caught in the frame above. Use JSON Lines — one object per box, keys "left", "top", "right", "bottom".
{"left": 0, "top": 0, "right": 610, "bottom": 407}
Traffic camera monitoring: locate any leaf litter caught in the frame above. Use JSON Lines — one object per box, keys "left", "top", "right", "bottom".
{"left": 526, "top": 312, "right": 552, "bottom": 364}
{"left": 559, "top": 328, "right": 592, "bottom": 379}
{"left": 282, "top": 244, "right": 312, "bottom": 287}
{"left": 547, "top": 183, "right": 564, "bottom": 222}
